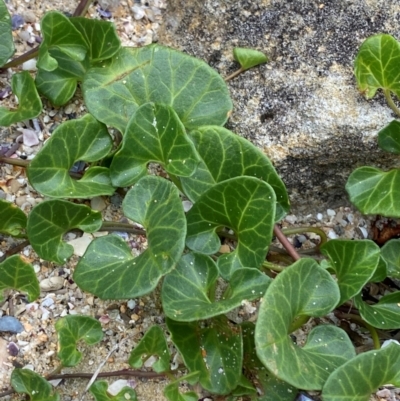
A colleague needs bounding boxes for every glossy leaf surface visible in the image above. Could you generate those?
[74,176,186,299]
[255,258,355,390]
[111,103,199,187]
[381,238,400,278]
[83,45,232,133]
[233,47,268,70]
[162,252,271,321]
[164,373,199,401]
[90,381,138,401]
[0,199,27,237]
[27,200,102,264]
[186,177,275,279]
[27,114,114,198]
[378,120,400,154]
[0,0,14,67]
[55,315,103,367]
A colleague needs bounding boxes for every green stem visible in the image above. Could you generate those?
[262,260,285,272]
[281,227,328,247]
[0,156,29,168]
[100,221,146,235]
[288,315,310,334]
[384,89,400,117]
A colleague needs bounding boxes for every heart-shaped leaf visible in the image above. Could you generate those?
[55,315,103,367]
[0,255,40,302]
[90,381,138,401]
[255,258,355,390]
[74,176,186,299]
[27,114,114,198]
[0,199,27,237]
[27,200,102,264]
[233,47,268,70]
[180,126,289,221]
[320,240,380,305]
[128,325,170,372]
[186,176,276,280]
[164,372,199,401]
[378,120,400,154]
[322,342,400,401]
[162,252,271,321]
[11,368,60,401]
[111,102,200,187]
[381,238,400,278]
[369,256,388,283]
[0,72,42,126]
[83,45,233,133]
[354,34,400,99]
[166,316,242,395]
[0,0,14,67]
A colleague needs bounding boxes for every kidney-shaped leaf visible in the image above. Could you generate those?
[74,176,186,299]
[233,47,268,71]
[378,120,400,154]
[0,199,27,237]
[322,342,400,401]
[0,72,42,126]
[162,252,271,321]
[186,177,275,280]
[83,45,233,133]
[255,258,355,390]
[0,255,39,302]
[111,102,200,187]
[27,200,102,264]
[381,238,400,278]
[90,381,138,401]
[27,114,114,198]
[0,0,14,67]
[354,34,400,99]
[181,126,289,221]
[320,240,380,305]
[55,315,103,367]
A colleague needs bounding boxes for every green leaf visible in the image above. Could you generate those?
[0,0,14,67]
[381,238,400,278]
[181,126,289,221]
[83,45,233,133]
[167,316,242,395]
[27,114,114,198]
[346,166,400,217]
[322,342,400,401]
[0,255,40,302]
[110,102,200,187]
[378,120,400,154]
[369,256,388,283]
[55,315,103,367]
[0,199,27,237]
[164,372,199,401]
[90,381,138,401]
[0,72,42,126]
[320,240,380,304]
[354,34,400,99]
[11,368,60,401]
[128,326,170,373]
[27,200,102,264]
[186,176,276,280]
[255,258,355,390]
[233,47,268,70]
[74,176,186,299]
[162,252,271,321]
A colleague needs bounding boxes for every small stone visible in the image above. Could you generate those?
[219,244,230,253]
[18,30,31,42]
[41,297,54,307]
[22,10,36,23]
[64,104,74,115]
[327,209,336,217]
[127,299,136,309]
[11,15,24,30]
[107,380,129,396]
[0,316,24,333]
[285,214,297,224]
[7,341,19,356]
[15,195,27,207]
[132,4,145,19]
[8,179,21,192]
[316,213,323,220]
[91,196,107,211]
[22,129,39,146]
[40,277,64,291]
[68,233,93,257]
[22,59,37,71]
[182,200,192,212]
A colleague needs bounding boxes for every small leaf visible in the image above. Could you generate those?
[0,0,14,67]
[27,200,102,264]
[322,342,400,401]
[381,238,400,278]
[164,372,199,401]
[233,47,268,70]
[255,258,355,390]
[369,256,388,283]
[0,72,42,126]
[90,381,138,401]
[162,252,271,321]
[27,114,114,198]
[111,103,200,187]
[378,120,400,154]
[74,176,186,299]
[128,326,170,372]
[11,368,60,401]
[186,176,276,280]
[320,240,380,304]
[0,199,27,237]
[0,255,40,302]
[55,315,103,367]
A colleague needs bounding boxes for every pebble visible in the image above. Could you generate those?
[327,209,336,217]
[18,30,31,42]
[68,233,93,257]
[7,342,19,356]
[182,200,192,212]
[0,316,24,333]
[8,179,21,192]
[40,277,64,292]
[22,129,39,146]
[11,15,24,30]
[22,10,36,23]
[127,299,136,309]
[22,59,37,71]
[285,214,297,224]
[91,196,107,211]
[107,380,130,396]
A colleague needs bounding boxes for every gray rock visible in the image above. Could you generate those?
[0,316,24,333]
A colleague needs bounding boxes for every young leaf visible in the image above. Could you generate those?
[0,199,27,237]
[55,315,103,367]
[0,72,42,126]
[322,342,400,401]
[186,176,276,280]
[90,381,138,401]
[254,258,355,390]
[74,176,186,299]
[164,372,200,401]
[83,45,233,133]
[128,325,170,372]
[0,255,40,302]
[381,238,400,278]
[233,47,268,70]
[27,114,114,198]
[0,0,14,67]
[181,126,289,221]
[320,240,380,305]
[166,315,242,395]
[11,368,60,401]
[378,120,400,154]
[354,34,400,99]
[27,200,102,264]
[110,102,200,187]
[162,252,271,321]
